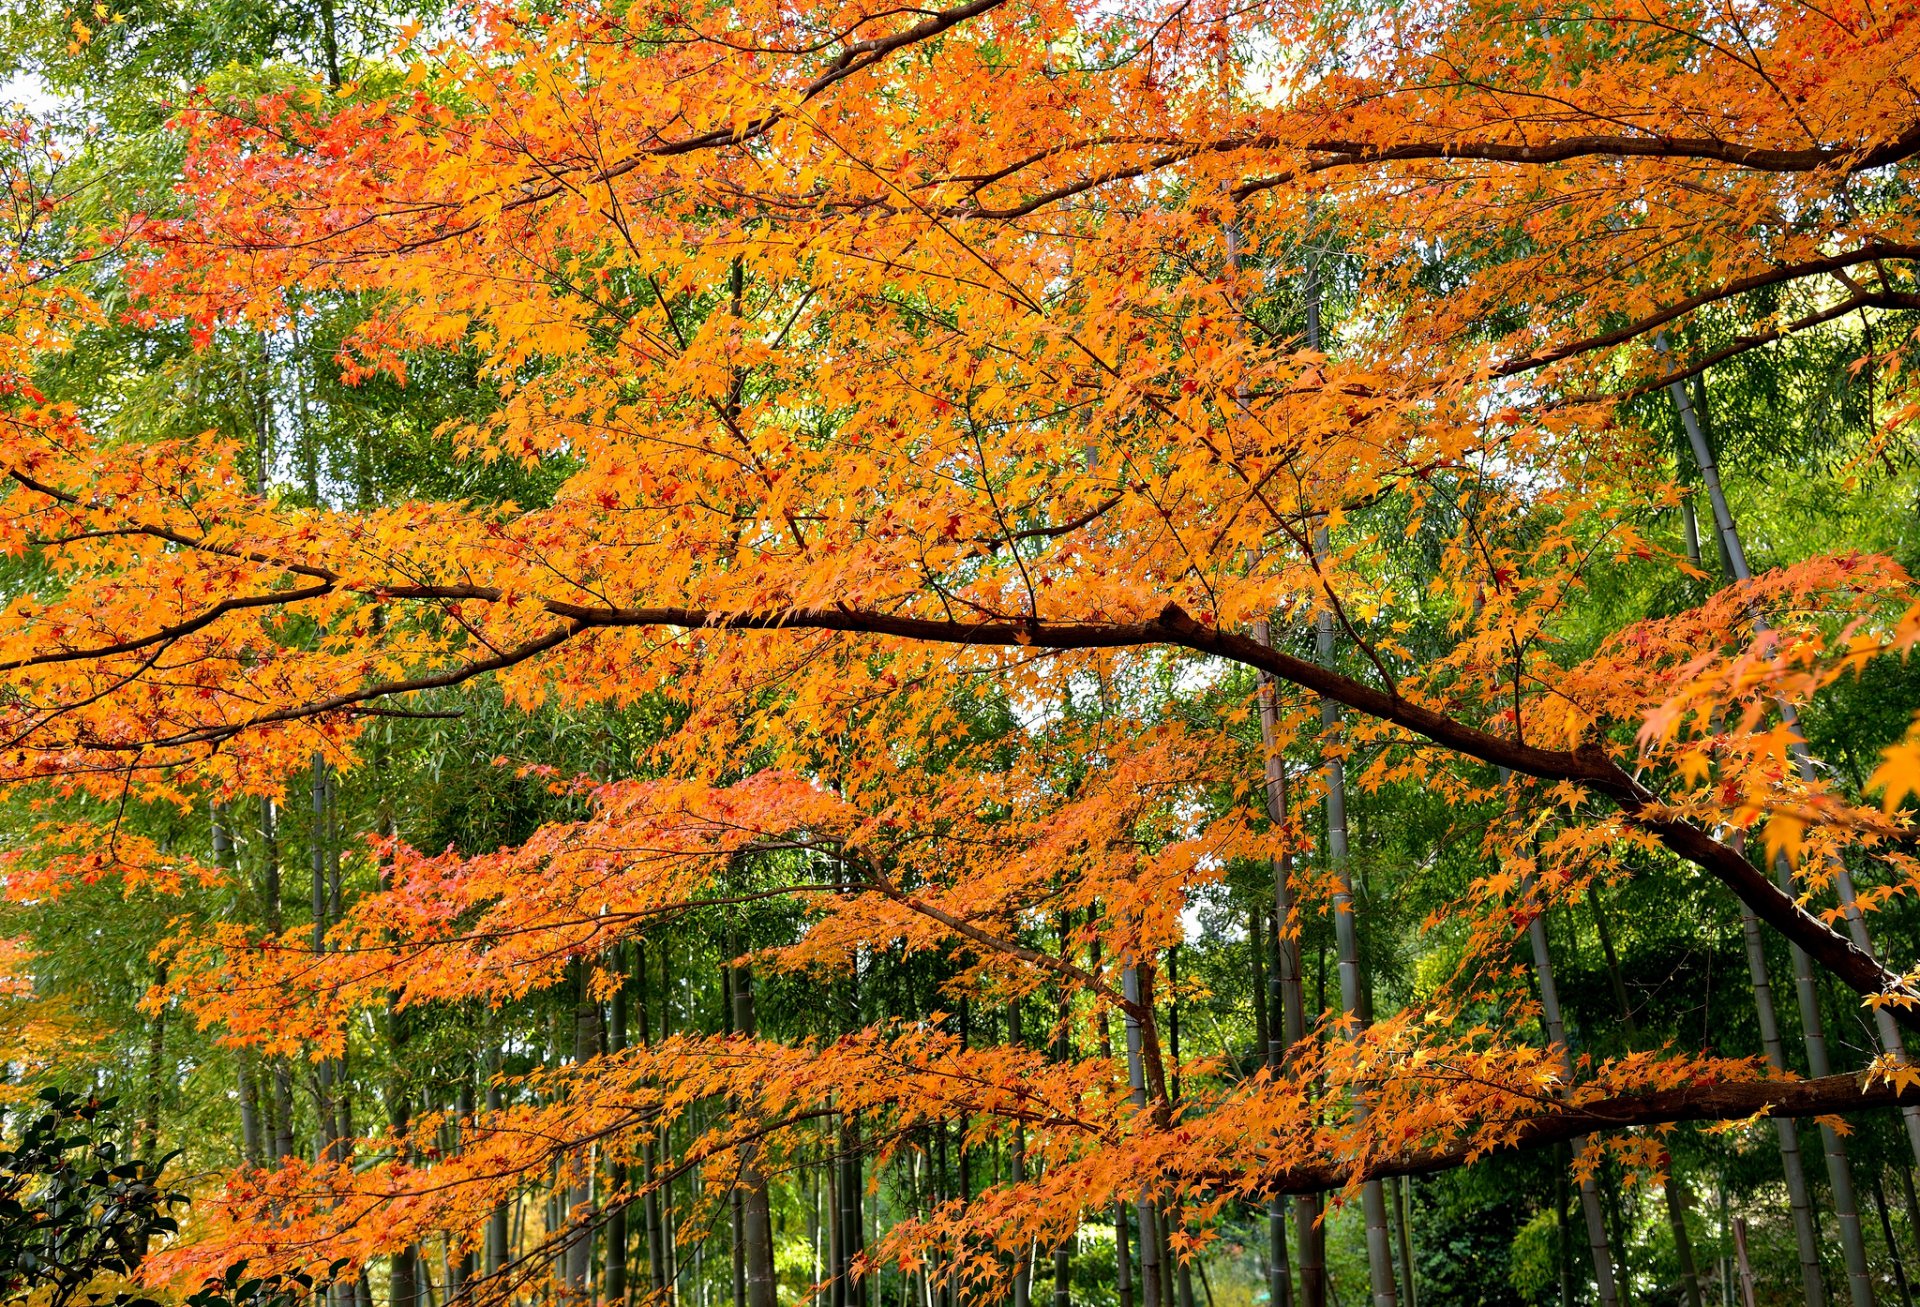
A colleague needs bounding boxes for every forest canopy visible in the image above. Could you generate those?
[0,1,1918,1306]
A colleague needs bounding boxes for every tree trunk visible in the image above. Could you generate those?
[1315,594,1396,1307]
[311,756,338,1165]
[1010,999,1032,1307]
[259,797,296,1164]
[1588,888,1703,1307]
[1166,956,1195,1307]
[1775,859,1877,1307]
[1390,1178,1415,1307]
[1901,1162,1920,1272]
[1732,882,1829,1307]
[1732,1220,1758,1307]
[840,1125,863,1307]
[1525,905,1621,1307]
[386,901,418,1306]
[237,1050,264,1166]
[1249,904,1271,1074]
[1122,967,1163,1307]
[1672,374,1900,1307]
[1680,495,1703,571]
[1291,229,1334,1307]
[637,944,669,1299]
[931,1126,950,1307]
[1098,984,1135,1307]
[1555,1150,1572,1307]
[830,1131,847,1307]
[565,961,598,1293]
[733,953,776,1307]
[1252,621,1315,1307]
[1662,1177,1704,1307]
[605,948,630,1307]
[139,956,168,1158]
[1054,917,1077,1307]
[453,1070,477,1302]
[1598,1163,1633,1307]
[485,1041,510,1278]
[1871,1169,1915,1307]
[214,803,264,1166]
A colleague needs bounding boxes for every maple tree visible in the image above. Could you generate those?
[1,0,1919,1303]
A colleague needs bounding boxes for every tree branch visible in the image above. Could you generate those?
[1259,1071,1920,1196]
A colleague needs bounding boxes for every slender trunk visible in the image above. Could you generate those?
[1901,1161,1920,1269]
[831,1126,850,1307]
[1872,1169,1916,1307]
[382,812,419,1307]
[1728,1174,1743,1305]
[1598,1165,1633,1307]
[1314,593,1395,1307]
[486,1042,511,1278]
[1098,989,1135,1307]
[214,803,263,1166]
[1732,1220,1758,1307]
[841,959,866,1307]
[1054,919,1076,1307]
[932,1127,950,1307]
[1158,1201,1175,1307]
[326,768,345,1155]
[1291,224,1332,1307]
[237,1051,264,1166]
[312,756,338,1164]
[140,957,168,1157]
[639,946,668,1300]
[1663,1178,1704,1307]
[1734,886,1828,1307]
[565,962,598,1292]
[1122,967,1163,1307]
[272,1061,294,1163]
[454,1072,477,1302]
[260,797,296,1164]
[1589,888,1703,1307]
[250,332,273,494]
[1011,1001,1031,1307]
[318,0,341,88]
[1556,1146,1573,1307]
[1253,623,1314,1307]
[1249,905,1271,1074]
[1680,496,1703,571]
[733,953,776,1307]
[647,1128,668,1298]
[726,959,745,1307]
[605,949,630,1307]
[1670,352,1920,1186]
[1525,902,1620,1307]
[813,1150,825,1295]
[1776,856,1876,1307]
[1159,972,1191,1307]
[1053,1227,1073,1307]
[1390,1179,1415,1307]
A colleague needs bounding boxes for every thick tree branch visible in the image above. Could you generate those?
[1261,1071,1920,1196]
[0,549,1904,1027]
[953,123,1920,221]
[1489,242,1920,379]
[1233,122,1920,199]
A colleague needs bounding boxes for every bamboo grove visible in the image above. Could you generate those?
[1,0,1920,1304]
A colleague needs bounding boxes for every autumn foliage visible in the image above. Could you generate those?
[1,0,1919,1301]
